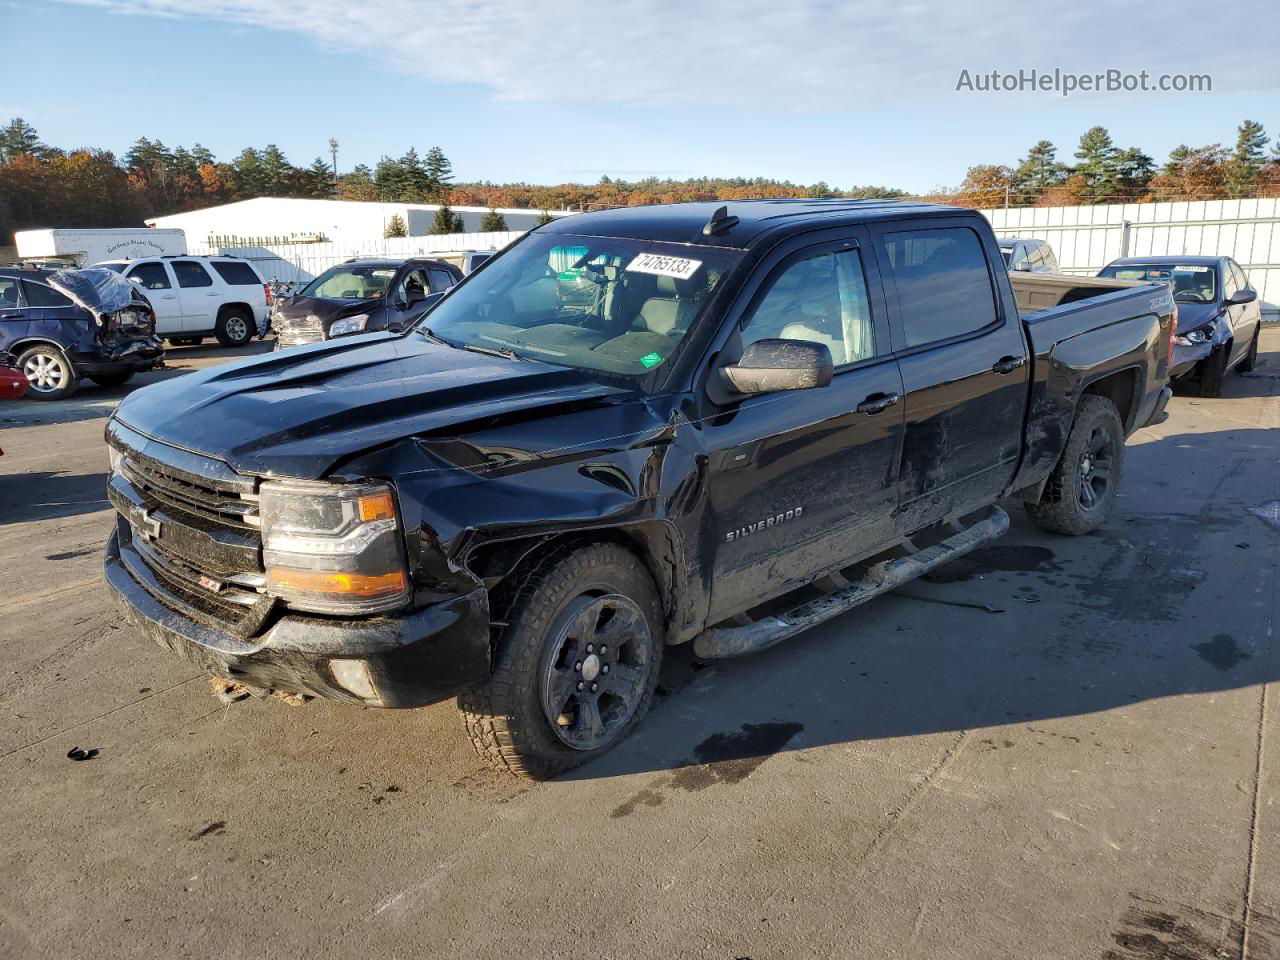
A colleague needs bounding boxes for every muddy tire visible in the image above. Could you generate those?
[1237,327,1260,373]
[458,542,664,780]
[87,370,134,388]
[17,344,78,401]
[215,308,253,348]
[1025,395,1125,536]
[1199,344,1228,398]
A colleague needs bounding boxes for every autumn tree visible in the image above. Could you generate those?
[384,213,408,238]
[956,164,1013,208]
[338,164,379,201]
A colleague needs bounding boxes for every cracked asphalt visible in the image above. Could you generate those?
[2,331,1278,959]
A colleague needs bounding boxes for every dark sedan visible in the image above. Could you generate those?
[1098,255,1263,397]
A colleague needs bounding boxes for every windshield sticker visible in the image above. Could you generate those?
[639,352,663,368]
[371,269,396,277]
[1175,265,1210,272]
[626,253,703,280]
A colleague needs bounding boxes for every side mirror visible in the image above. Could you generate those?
[1226,288,1257,305]
[1012,260,1033,272]
[721,339,833,395]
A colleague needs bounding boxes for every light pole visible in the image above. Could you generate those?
[328,138,339,192]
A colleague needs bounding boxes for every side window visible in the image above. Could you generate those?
[0,277,21,309]
[21,280,72,308]
[210,261,262,285]
[395,269,429,302]
[740,247,876,367]
[881,227,998,348]
[1040,244,1059,271]
[1230,261,1249,291]
[428,269,454,293]
[127,262,172,290]
[172,260,213,288]
[1222,263,1239,299]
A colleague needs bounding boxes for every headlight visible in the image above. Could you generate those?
[1174,326,1212,346]
[258,480,409,614]
[328,314,370,338]
[108,444,124,474]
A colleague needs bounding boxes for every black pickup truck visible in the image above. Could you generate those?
[103,200,1173,778]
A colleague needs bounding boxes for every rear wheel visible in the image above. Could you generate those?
[459,542,664,780]
[215,309,253,347]
[17,345,78,401]
[1199,344,1228,397]
[1237,327,1260,373]
[1025,395,1124,536]
[87,370,134,388]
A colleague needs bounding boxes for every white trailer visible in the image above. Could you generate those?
[14,228,187,267]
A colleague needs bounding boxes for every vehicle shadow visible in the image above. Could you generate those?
[1170,333,1279,399]
[558,423,1279,790]
[0,470,110,525]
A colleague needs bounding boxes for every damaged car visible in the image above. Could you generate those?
[0,265,163,400]
[1099,256,1262,397]
[104,200,1174,779]
[271,257,462,348]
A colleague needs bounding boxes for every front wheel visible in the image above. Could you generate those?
[1199,344,1228,397]
[1025,395,1125,536]
[215,309,253,347]
[17,344,78,401]
[459,543,664,780]
[1237,327,1260,373]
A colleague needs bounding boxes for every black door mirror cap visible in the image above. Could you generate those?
[721,338,834,395]
[1226,288,1257,306]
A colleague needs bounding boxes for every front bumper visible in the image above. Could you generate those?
[104,529,490,708]
[1170,339,1214,379]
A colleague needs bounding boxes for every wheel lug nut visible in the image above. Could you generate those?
[599,645,607,654]
[591,683,599,693]
[577,681,584,690]
[602,664,610,674]
[586,643,594,653]
[574,661,582,671]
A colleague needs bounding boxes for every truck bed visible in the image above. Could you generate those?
[1010,272,1148,315]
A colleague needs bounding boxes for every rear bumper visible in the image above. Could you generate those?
[104,529,490,708]
[73,336,164,375]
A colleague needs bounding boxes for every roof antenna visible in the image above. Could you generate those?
[702,205,739,237]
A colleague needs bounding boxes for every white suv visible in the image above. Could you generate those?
[97,256,269,347]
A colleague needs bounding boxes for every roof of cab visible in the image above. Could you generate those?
[539,198,970,247]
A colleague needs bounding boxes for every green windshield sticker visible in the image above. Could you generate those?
[639,352,663,368]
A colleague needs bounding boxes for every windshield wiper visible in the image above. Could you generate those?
[416,326,450,345]
[457,341,526,362]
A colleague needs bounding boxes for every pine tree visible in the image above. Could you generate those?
[398,148,431,200]
[1226,120,1268,198]
[260,144,292,194]
[0,118,45,162]
[384,213,408,238]
[479,208,507,231]
[339,164,379,201]
[1164,144,1193,175]
[1114,147,1155,195]
[430,204,465,234]
[1012,140,1068,201]
[307,157,334,197]
[424,146,453,196]
[233,147,266,196]
[373,155,406,201]
[1074,126,1119,201]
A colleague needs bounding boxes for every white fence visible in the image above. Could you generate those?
[187,230,526,285]
[981,199,1280,322]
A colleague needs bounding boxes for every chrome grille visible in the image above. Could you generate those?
[274,314,324,346]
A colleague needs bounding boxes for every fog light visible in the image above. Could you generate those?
[329,659,378,701]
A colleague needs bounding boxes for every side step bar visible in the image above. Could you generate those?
[692,506,1010,660]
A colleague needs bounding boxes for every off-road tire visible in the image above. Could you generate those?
[87,371,134,388]
[1025,395,1125,536]
[215,308,253,348]
[17,344,78,401]
[458,542,665,780]
[1199,344,1228,398]
[1237,327,1260,373]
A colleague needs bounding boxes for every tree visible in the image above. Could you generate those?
[536,210,554,226]
[1114,147,1155,196]
[339,164,379,201]
[0,118,47,163]
[430,204,465,234]
[479,208,507,231]
[424,146,453,196]
[1012,140,1068,202]
[384,213,408,238]
[956,164,1013,208]
[1074,126,1119,201]
[232,147,265,197]
[260,144,292,194]
[1226,120,1268,198]
[1146,144,1229,202]
[1164,144,1193,175]
[306,157,334,198]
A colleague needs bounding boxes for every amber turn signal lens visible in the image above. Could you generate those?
[266,567,406,598]
[356,490,396,523]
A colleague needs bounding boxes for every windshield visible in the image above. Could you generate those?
[99,263,127,274]
[1100,263,1218,303]
[412,233,742,377]
[301,263,398,299]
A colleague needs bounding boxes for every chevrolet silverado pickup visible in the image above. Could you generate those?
[102,200,1174,778]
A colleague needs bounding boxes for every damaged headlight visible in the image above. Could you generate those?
[259,480,409,614]
[328,314,370,338]
[1174,326,1212,346]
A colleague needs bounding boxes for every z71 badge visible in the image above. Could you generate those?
[725,507,803,543]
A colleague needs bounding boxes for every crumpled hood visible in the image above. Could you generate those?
[275,294,376,333]
[1173,301,1222,333]
[113,333,632,479]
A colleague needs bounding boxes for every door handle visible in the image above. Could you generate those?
[0,311,21,319]
[160,294,177,300]
[207,292,221,297]
[992,355,1026,375]
[856,392,901,415]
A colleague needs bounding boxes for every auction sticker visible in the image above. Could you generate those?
[1175,265,1210,272]
[627,252,703,280]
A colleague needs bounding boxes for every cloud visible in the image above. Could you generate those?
[67,0,1280,108]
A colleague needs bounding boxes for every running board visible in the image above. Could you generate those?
[692,506,1010,660]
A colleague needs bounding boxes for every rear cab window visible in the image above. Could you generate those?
[211,261,262,285]
[880,226,999,348]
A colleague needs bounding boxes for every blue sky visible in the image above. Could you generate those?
[7,0,1280,193]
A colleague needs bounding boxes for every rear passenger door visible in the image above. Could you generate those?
[170,260,219,332]
[871,220,1030,533]
[703,229,906,621]
[125,261,181,335]
[0,276,30,351]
